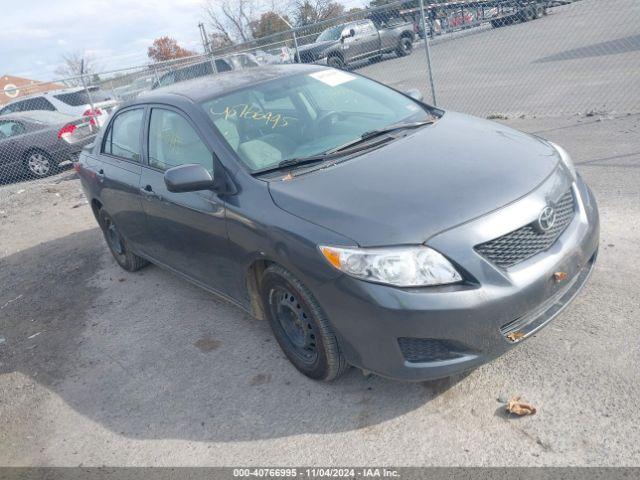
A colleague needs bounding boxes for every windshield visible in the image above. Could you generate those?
[201,69,432,172]
[316,25,344,42]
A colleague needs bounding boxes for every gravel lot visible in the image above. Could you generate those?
[1,0,639,468]
[360,0,640,117]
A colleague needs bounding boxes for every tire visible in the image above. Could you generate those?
[327,55,345,69]
[520,8,535,22]
[261,265,348,381]
[396,36,413,57]
[98,209,149,272]
[24,150,56,178]
[535,5,544,18]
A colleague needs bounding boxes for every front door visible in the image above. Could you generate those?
[139,106,234,297]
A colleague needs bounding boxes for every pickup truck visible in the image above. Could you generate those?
[296,18,415,69]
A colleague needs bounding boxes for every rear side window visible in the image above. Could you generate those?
[55,89,112,106]
[148,108,212,172]
[102,109,144,162]
[1,97,55,114]
[0,121,26,139]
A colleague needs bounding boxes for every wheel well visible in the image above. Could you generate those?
[246,259,274,320]
[90,199,103,222]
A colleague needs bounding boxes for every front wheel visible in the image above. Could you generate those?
[396,37,413,57]
[327,55,345,69]
[98,209,149,272]
[261,265,348,381]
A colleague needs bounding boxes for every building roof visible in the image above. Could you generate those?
[0,75,64,106]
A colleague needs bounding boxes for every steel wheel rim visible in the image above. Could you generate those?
[269,287,318,364]
[105,219,124,255]
[28,153,51,176]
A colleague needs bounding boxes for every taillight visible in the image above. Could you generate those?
[58,123,77,140]
[83,108,103,126]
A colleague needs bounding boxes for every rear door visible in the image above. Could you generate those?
[139,105,234,296]
[95,107,147,247]
[358,20,381,56]
[0,120,26,176]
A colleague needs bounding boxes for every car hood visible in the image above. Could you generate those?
[268,112,560,246]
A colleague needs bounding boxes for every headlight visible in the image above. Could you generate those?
[319,245,462,287]
[549,141,577,181]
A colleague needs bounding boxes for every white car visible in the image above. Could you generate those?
[0,86,118,128]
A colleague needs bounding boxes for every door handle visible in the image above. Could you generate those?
[140,185,161,201]
[96,169,105,182]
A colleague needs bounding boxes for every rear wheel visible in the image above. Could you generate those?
[98,209,148,272]
[261,265,348,381]
[396,37,413,57]
[24,150,56,178]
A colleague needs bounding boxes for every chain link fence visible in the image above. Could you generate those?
[0,0,638,190]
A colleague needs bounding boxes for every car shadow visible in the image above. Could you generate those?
[0,229,469,442]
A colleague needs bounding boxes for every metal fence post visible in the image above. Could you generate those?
[292,29,301,63]
[419,0,437,106]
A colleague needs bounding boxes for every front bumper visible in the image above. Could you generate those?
[313,173,599,381]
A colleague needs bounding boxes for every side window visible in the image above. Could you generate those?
[360,21,376,35]
[1,100,26,114]
[148,108,212,172]
[0,121,26,139]
[102,109,144,161]
[22,97,56,112]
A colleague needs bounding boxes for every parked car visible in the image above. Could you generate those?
[0,86,118,128]
[77,65,599,382]
[152,54,260,89]
[0,111,96,180]
[114,76,154,102]
[296,18,415,69]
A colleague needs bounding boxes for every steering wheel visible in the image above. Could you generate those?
[315,110,342,131]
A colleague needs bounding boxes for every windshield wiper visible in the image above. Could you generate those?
[252,154,331,175]
[327,119,434,155]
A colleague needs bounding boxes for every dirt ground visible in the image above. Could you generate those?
[0,114,639,466]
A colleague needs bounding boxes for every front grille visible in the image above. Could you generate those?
[398,337,467,363]
[475,189,576,269]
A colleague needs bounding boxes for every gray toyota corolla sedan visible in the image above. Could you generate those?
[76,64,599,382]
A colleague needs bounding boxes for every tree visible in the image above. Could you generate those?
[147,37,196,63]
[291,0,345,26]
[204,0,256,44]
[54,52,96,81]
[250,11,291,39]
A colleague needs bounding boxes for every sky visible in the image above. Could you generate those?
[1,0,370,82]
[0,0,207,81]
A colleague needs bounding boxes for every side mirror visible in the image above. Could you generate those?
[405,88,424,102]
[164,164,215,193]
[342,29,355,41]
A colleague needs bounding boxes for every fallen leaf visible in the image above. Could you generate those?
[506,396,537,416]
[282,173,293,181]
[506,331,525,342]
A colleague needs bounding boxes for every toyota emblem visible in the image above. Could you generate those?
[537,206,556,232]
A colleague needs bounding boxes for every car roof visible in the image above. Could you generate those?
[140,64,326,103]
